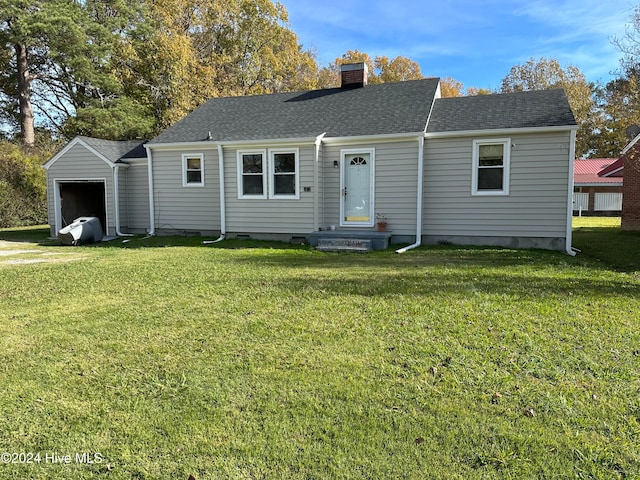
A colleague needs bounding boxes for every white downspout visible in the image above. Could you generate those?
[565,129,577,256]
[203,144,226,244]
[313,132,326,232]
[396,134,425,253]
[213,143,226,242]
[145,146,155,236]
[113,164,134,237]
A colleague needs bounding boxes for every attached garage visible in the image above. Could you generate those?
[44,137,148,239]
[57,180,107,235]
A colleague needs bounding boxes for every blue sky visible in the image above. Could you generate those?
[283,0,636,90]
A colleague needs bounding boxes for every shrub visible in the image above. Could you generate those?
[0,141,52,227]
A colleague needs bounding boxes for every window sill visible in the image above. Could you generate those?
[472,190,509,196]
[238,195,267,200]
[269,195,300,200]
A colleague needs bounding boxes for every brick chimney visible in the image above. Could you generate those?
[621,141,640,230]
[340,63,368,88]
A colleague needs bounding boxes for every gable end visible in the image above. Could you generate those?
[44,137,118,170]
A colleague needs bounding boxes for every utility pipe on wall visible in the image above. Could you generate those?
[313,132,326,232]
[565,129,578,256]
[113,164,134,237]
[145,146,155,236]
[396,134,425,253]
[211,143,226,243]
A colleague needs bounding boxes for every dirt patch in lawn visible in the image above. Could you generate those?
[0,241,86,267]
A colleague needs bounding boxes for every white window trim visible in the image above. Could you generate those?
[269,148,300,199]
[237,149,267,199]
[472,138,511,196]
[182,153,204,187]
[340,147,376,227]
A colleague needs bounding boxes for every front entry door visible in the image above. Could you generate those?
[341,149,374,226]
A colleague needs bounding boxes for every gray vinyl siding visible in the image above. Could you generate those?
[46,143,114,236]
[47,173,56,236]
[423,132,571,238]
[224,146,315,234]
[150,148,220,232]
[322,140,420,236]
[122,160,150,233]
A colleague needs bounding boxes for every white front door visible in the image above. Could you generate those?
[340,149,374,226]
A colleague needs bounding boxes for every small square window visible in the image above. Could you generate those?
[182,154,204,187]
[472,140,510,195]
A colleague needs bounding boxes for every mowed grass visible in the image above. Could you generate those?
[0,221,639,479]
[573,216,640,273]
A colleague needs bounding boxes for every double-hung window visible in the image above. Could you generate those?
[237,149,299,199]
[472,139,510,195]
[182,153,204,187]
[269,149,299,199]
[238,150,267,198]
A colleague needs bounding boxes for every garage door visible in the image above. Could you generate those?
[59,181,106,235]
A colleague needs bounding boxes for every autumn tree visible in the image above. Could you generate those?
[613,3,640,74]
[500,57,594,157]
[594,4,640,158]
[115,0,318,132]
[465,86,492,96]
[0,138,53,226]
[587,74,640,157]
[375,56,423,83]
[317,50,423,87]
[439,77,465,97]
[2,0,318,141]
[207,0,318,96]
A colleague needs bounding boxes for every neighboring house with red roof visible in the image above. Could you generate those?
[573,158,623,214]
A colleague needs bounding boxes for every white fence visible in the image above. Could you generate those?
[594,193,623,211]
[572,193,589,211]
[573,192,622,212]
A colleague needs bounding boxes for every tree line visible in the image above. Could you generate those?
[1,0,640,227]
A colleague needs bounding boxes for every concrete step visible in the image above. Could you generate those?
[316,238,372,252]
[309,230,391,251]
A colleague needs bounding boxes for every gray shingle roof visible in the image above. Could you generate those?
[427,89,576,133]
[148,78,441,144]
[79,136,146,162]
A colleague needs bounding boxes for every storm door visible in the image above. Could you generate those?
[340,149,374,226]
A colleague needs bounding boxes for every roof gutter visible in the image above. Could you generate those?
[113,164,134,237]
[145,146,155,236]
[147,137,319,150]
[565,129,577,256]
[396,134,425,254]
[425,125,577,139]
[574,182,623,187]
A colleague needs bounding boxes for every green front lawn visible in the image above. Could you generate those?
[0,220,638,479]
